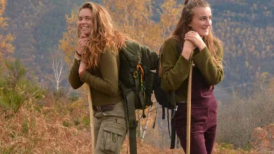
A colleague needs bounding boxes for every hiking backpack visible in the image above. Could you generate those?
[119,40,182,153]
[153,41,183,149]
[119,41,158,154]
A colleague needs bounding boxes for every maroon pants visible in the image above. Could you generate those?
[174,98,217,154]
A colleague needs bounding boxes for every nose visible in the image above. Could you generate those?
[206,19,212,26]
[80,19,86,24]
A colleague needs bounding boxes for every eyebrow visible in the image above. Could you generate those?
[199,15,212,18]
[78,15,92,18]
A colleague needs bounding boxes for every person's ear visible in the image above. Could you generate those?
[188,25,192,30]
[188,22,192,29]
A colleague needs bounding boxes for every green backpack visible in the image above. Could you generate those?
[119,41,158,154]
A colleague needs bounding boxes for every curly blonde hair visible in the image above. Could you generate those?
[78,2,127,69]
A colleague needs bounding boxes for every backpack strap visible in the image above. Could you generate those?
[170,91,177,149]
[170,109,176,149]
[170,41,183,149]
[119,82,138,154]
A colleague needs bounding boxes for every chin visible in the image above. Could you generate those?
[81,29,90,34]
[199,32,209,37]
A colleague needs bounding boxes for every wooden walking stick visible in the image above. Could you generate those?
[185,1,192,153]
[186,56,193,154]
[87,85,96,154]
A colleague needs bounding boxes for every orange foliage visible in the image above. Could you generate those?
[0,0,14,61]
[0,0,7,28]
[59,10,78,64]
[251,124,274,152]
[104,0,182,52]
[0,99,93,153]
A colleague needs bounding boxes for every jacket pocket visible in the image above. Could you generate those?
[99,123,126,153]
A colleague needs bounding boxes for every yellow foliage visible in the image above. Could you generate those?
[104,0,157,47]
[0,0,7,28]
[59,11,78,64]
[0,0,14,61]
[160,0,182,35]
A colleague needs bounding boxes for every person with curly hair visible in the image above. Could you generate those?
[68,2,128,154]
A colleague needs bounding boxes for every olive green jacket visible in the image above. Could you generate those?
[161,38,224,102]
[68,49,122,106]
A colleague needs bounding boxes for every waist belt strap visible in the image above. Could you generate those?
[119,82,138,154]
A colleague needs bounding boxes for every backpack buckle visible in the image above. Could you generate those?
[174,105,178,111]
[96,106,102,111]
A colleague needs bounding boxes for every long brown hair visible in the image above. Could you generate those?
[78,2,127,69]
[172,0,223,69]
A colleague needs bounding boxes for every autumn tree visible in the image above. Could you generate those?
[0,0,14,61]
[104,0,158,48]
[59,9,78,64]
[158,0,182,39]
[104,0,181,51]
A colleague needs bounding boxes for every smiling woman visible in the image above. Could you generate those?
[160,0,224,153]
[68,2,128,154]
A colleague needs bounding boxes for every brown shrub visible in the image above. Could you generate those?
[216,88,274,149]
[251,124,274,152]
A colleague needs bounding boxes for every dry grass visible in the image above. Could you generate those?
[213,144,258,154]
[121,139,184,154]
[0,95,92,154]
[0,93,266,154]
[0,99,184,154]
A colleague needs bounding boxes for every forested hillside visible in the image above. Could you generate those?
[3,0,274,94]
[3,0,100,87]
[209,0,274,93]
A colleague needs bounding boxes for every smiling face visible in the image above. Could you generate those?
[188,6,212,37]
[77,8,92,37]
